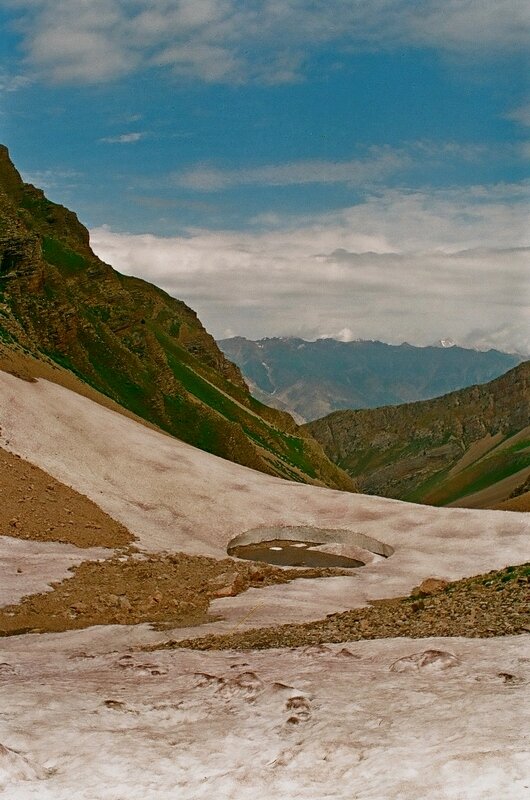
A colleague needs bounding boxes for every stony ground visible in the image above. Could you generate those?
[0,441,354,637]
[0,550,350,636]
[164,563,530,650]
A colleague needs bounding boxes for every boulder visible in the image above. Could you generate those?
[413,577,449,596]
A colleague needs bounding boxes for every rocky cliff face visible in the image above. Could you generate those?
[0,145,355,492]
[306,363,530,507]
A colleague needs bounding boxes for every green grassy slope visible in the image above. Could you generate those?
[306,363,530,508]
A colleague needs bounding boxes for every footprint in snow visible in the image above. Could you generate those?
[390,649,460,673]
[217,670,265,700]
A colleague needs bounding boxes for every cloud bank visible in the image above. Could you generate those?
[6,0,529,85]
[90,182,530,354]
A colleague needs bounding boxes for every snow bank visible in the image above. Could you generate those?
[0,536,109,606]
[0,372,527,630]
[0,631,528,799]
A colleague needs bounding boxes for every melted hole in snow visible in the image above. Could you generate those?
[228,525,393,568]
[229,539,365,568]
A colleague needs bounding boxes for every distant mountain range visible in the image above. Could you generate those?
[218,336,524,422]
[306,362,530,510]
[0,145,355,493]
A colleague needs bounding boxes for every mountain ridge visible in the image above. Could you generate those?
[0,145,355,492]
[218,335,524,422]
[305,361,530,509]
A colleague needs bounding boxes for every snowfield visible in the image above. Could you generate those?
[0,631,529,800]
[0,536,110,606]
[0,370,529,799]
[0,371,527,632]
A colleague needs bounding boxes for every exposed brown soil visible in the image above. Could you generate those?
[497,476,530,511]
[164,563,530,651]
[0,445,133,548]
[497,491,530,512]
[0,551,349,636]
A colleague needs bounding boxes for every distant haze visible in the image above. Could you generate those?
[217,337,524,421]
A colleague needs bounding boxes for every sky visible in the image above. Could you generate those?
[1,0,529,353]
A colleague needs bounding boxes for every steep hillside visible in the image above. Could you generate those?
[218,336,523,421]
[306,363,530,509]
[0,146,354,491]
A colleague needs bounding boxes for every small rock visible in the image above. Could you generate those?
[106,594,119,607]
[211,571,245,597]
[497,672,524,685]
[249,566,267,582]
[413,577,449,596]
[119,596,132,611]
[214,585,236,598]
[70,601,89,614]
[208,571,238,588]
[104,699,126,710]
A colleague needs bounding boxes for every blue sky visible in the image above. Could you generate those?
[1,1,529,351]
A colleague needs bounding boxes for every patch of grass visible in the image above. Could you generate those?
[426,452,530,505]
[42,236,88,275]
[0,325,14,343]
[403,467,451,503]
[506,440,530,453]
[160,335,318,477]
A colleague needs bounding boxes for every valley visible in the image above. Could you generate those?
[0,149,528,800]
[0,146,354,493]
[218,335,524,422]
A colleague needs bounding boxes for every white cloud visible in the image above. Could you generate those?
[89,182,530,354]
[20,0,138,83]
[0,71,32,92]
[461,323,530,355]
[99,132,145,144]
[505,104,530,127]
[171,142,494,191]
[6,0,529,85]
[20,167,82,190]
[405,0,530,52]
[174,148,409,191]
